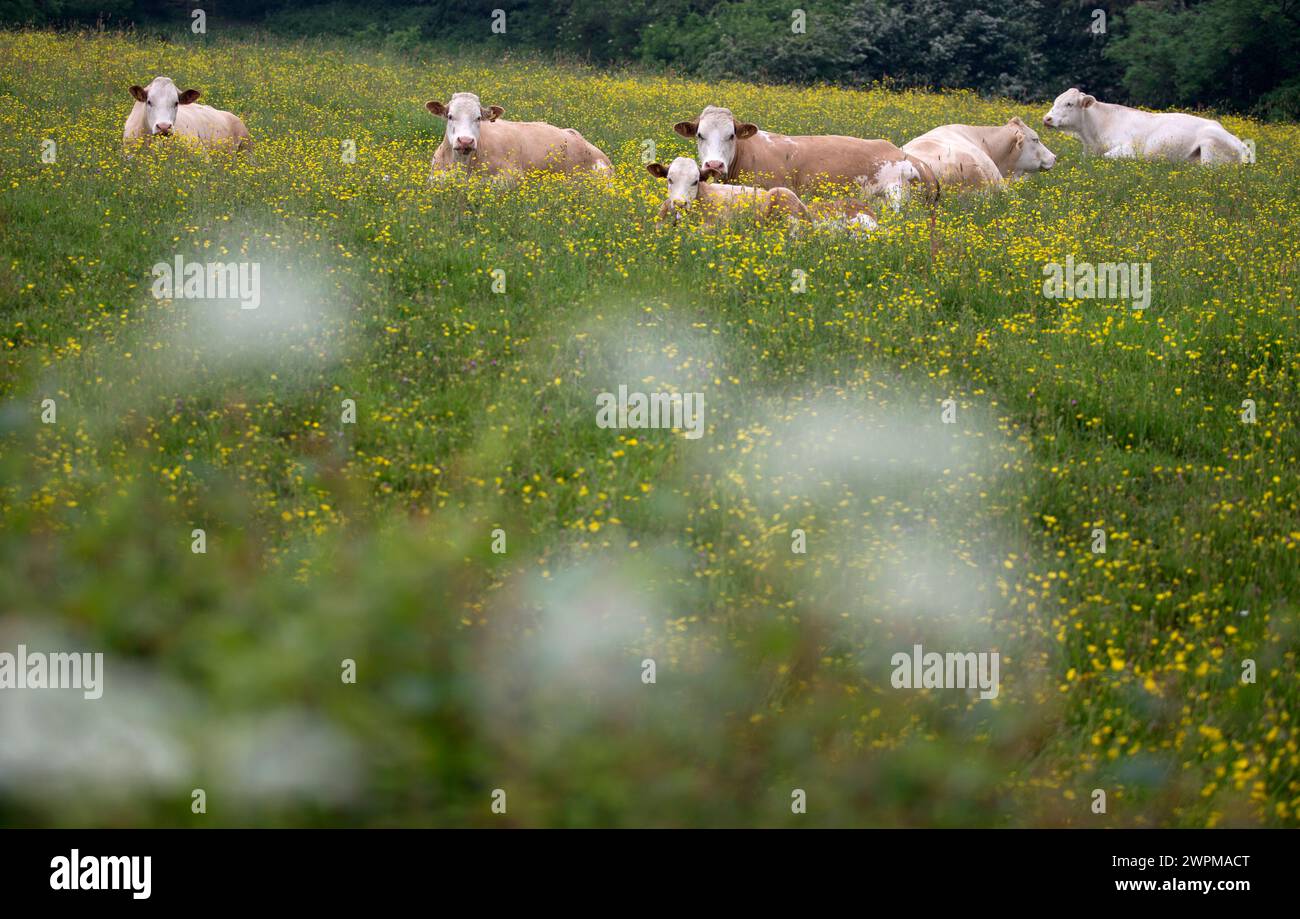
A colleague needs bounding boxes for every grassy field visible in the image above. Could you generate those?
[1,28,1298,828]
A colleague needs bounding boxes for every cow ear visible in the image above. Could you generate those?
[646,163,668,179]
[482,105,504,122]
[178,89,201,105]
[1013,131,1025,149]
[425,100,448,118]
[1081,94,1096,108]
[130,85,148,103]
[673,120,699,138]
[1009,116,1026,127]
[735,122,758,139]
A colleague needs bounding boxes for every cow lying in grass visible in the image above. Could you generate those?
[426,91,612,181]
[123,76,250,151]
[673,105,937,211]
[1042,88,1250,164]
[903,118,1056,190]
[647,158,878,230]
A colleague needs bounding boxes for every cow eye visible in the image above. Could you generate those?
[728,133,735,141]
[692,179,698,185]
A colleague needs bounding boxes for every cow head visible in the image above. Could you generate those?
[129,77,201,136]
[1042,88,1095,132]
[647,156,723,209]
[1007,117,1057,174]
[673,106,757,179]
[426,92,504,158]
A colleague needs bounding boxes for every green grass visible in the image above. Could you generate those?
[0,27,1297,827]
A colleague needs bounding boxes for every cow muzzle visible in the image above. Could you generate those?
[1042,115,1054,127]
[454,138,476,154]
[702,160,726,176]
[153,123,173,136]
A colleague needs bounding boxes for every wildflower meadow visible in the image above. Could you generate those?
[1,27,1298,830]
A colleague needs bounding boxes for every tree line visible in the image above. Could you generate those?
[4,0,1297,120]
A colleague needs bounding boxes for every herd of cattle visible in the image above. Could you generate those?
[124,76,1253,228]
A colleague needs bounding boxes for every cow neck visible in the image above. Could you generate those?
[975,127,1020,176]
[729,137,755,184]
[1078,103,1119,153]
[124,101,148,137]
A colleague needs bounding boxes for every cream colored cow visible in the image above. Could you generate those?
[648,157,878,230]
[427,92,611,180]
[903,118,1056,189]
[123,77,249,150]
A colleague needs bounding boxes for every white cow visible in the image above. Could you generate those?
[1042,88,1248,164]
[123,76,249,150]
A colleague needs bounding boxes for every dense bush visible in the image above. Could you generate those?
[1107,0,1300,121]
[0,0,132,25]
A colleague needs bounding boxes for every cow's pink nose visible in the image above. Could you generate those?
[454,137,476,151]
[703,160,725,173]
[1042,116,1053,126]
[155,123,172,134]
